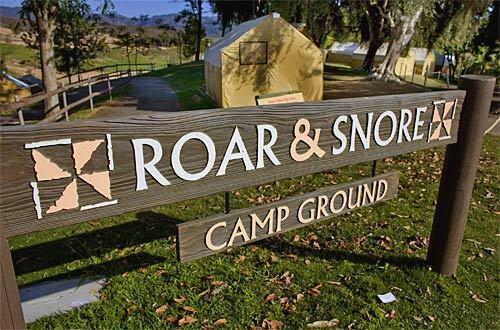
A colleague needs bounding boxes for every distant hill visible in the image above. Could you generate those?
[0,6,221,37]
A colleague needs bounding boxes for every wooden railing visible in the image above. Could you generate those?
[4,62,160,125]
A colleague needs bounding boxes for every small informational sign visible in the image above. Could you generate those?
[177,172,400,262]
[256,91,304,105]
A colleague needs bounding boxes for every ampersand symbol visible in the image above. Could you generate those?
[290,118,326,162]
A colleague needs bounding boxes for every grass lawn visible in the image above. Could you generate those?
[150,61,217,110]
[9,62,499,329]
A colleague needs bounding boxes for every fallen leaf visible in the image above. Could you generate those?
[326,281,341,285]
[174,296,186,304]
[155,304,168,315]
[296,293,304,302]
[308,284,322,296]
[307,319,340,328]
[164,316,178,323]
[211,281,225,286]
[413,316,423,321]
[265,293,278,301]
[262,319,282,329]
[214,318,228,327]
[211,283,228,295]
[183,306,198,313]
[471,293,488,303]
[385,310,396,319]
[178,316,197,326]
[428,315,436,322]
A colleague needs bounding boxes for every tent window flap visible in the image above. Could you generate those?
[239,41,268,65]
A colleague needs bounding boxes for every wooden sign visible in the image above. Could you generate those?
[0,90,464,238]
[177,171,400,262]
[256,91,304,105]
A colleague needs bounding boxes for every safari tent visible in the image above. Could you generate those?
[326,42,359,66]
[204,13,324,108]
[412,47,436,76]
[351,43,415,76]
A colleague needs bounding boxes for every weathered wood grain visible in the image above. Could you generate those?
[0,238,25,329]
[1,91,464,237]
[177,171,400,262]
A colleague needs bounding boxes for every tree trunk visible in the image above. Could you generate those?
[195,0,202,61]
[372,7,423,81]
[35,5,60,115]
[360,0,388,72]
[363,39,383,72]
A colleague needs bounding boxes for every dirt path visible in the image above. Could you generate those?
[91,77,180,119]
[323,79,428,100]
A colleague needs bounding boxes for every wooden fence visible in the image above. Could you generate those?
[3,62,159,125]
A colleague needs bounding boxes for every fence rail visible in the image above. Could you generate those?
[3,62,159,125]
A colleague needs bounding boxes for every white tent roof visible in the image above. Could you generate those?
[329,42,358,55]
[205,14,275,68]
[412,47,429,63]
[352,43,390,56]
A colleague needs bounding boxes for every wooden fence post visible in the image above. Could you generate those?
[424,70,428,87]
[427,75,496,276]
[88,79,94,111]
[412,65,416,84]
[1,238,25,329]
[17,110,25,125]
[107,75,113,101]
[446,71,450,90]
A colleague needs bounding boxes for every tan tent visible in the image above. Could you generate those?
[204,13,324,108]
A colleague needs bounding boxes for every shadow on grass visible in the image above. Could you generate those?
[257,239,426,269]
[18,252,167,289]
[12,211,182,277]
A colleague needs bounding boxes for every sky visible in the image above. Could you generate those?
[1,0,214,17]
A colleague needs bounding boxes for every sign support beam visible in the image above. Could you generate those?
[427,75,496,276]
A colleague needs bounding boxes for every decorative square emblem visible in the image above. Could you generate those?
[428,100,457,142]
[25,134,116,219]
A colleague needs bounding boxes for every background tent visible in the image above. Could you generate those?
[351,43,415,76]
[204,13,324,108]
[326,42,359,66]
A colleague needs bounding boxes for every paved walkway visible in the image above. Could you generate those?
[91,77,180,119]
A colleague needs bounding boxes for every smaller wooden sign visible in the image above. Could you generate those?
[177,171,400,262]
[256,91,304,105]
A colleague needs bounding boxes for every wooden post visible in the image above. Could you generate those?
[225,191,231,214]
[427,75,496,276]
[62,90,68,109]
[412,65,415,84]
[424,70,428,87]
[1,238,25,329]
[17,110,25,125]
[446,71,450,90]
[88,79,94,111]
[107,75,112,101]
[150,62,154,71]
[115,63,119,74]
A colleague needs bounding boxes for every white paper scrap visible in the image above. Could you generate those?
[377,292,397,303]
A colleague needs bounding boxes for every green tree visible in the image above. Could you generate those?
[17,0,112,115]
[411,0,492,79]
[54,0,107,83]
[177,0,204,61]
[18,0,60,113]
[371,0,425,81]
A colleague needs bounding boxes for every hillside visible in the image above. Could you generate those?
[0,6,221,37]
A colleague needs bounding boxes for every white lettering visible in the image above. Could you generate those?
[374,111,397,146]
[217,127,255,176]
[350,113,373,151]
[171,132,216,181]
[256,124,281,169]
[413,107,427,141]
[132,138,170,191]
[332,115,348,155]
